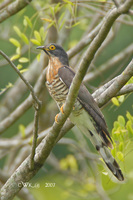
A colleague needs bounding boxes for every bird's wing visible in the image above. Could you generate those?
[58,66,112,146]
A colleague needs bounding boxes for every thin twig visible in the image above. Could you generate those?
[112,0,120,8]
[1,1,133,199]
[29,109,40,170]
[0,50,41,170]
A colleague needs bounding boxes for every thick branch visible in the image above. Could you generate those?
[0,0,32,23]
[96,59,133,107]
[1,1,133,199]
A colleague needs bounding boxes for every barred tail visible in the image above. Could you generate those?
[70,111,124,181]
[85,129,124,181]
[96,144,124,181]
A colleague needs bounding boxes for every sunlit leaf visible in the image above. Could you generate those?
[118,95,125,103]
[126,120,133,136]
[9,38,21,47]
[34,30,41,43]
[59,19,66,30]
[41,18,53,23]
[47,21,55,29]
[67,155,78,173]
[20,33,29,44]
[13,26,21,37]
[111,97,119,106]
[126,111,133,123]
[16,47,21,55]
[10,54,20,61]
[71,21,80,27]
[118,115,125,127]
[19,124,26,138]
[58,12,65,24]
[36,53,41,61]
[24,16,32,28]
[17,64,23,70]
[117,151,124,161]
[19,57,29,63]
[39,27,47,41]
[63,0,74,6]
[54,2,61,13]
[20,69,28,73]
[60,158,68,170]
[49,6,55,17]
[30,39,41,45]
[119,142,124,151]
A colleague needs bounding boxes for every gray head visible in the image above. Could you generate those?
[36,43,69,66]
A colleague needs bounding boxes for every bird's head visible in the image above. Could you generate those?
[36,43,69,66]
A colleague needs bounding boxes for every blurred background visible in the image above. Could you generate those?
[0,0,133,200]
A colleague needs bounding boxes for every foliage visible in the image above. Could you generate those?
[0,0,133,200]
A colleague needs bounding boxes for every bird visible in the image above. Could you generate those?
[37,43,124,181]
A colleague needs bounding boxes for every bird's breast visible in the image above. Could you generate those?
[46,57,63,84]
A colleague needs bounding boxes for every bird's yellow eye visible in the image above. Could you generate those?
[49,45,56,50]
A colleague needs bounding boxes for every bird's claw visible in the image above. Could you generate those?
[60,104,64,114]
[55,114,59,124]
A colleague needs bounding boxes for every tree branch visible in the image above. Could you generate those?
[96,59,133,107]
[0,0,32,23]
[1,1,133,199]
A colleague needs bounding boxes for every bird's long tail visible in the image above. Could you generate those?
[96,141,124,181]
[87,129,124,181]
[70,110,124,181]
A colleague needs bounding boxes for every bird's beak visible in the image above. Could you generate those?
[36,46,44,50]
[36,46,50,55]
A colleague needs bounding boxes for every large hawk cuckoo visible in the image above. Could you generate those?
[37,43,124,181]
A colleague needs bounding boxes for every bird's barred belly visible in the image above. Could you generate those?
[46,74,83,113]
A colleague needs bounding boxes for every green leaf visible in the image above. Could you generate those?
[111,148,116,157]
[13,26,21,37]
[126,121,133,136]
[24,16,32,28]
[111,97,119,106]
[59,19,66,30]
[60,158,68,170]
[54,2,61,13]
[118,95,125,103]
[39,27,47,41]
[17,64,23,70]
[42,18,53,23]
[118,115,125,127]
[34,30,41,43]
[19,124,26,138]
[30,39,41,45]
[71,21,80,28]
[9,38,21,47]
[20,69,28,73]
[126,111,133,123]
[117,151,124,161]
[36,53,41,61]
[47,21,55,29]
[6,82,13,88]
[20,33,29,44]
[63,0,74,6]
[19,57,29,63]
[16,47,21,55]
[10,54,20,61]
[67,155,78,173]
[119,142,124,151]
[49,6,55,17]
[58,12,65,24]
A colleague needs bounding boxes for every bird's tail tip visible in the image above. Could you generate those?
[105,159,124,181]
[99,146,124,181]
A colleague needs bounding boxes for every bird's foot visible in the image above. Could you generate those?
[60,104,64,114]
[55,104,65,124]
[55,114,59,124]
